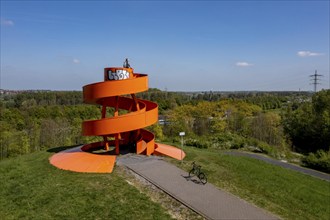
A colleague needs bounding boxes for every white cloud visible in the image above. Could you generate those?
[73,58,80,64]
[297,51,324,57]
[1,19,14,26]
[236,62,253,67]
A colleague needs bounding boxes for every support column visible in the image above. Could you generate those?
[131,94,140,111]
[101,104,109,151]
[131,93,141,151]
[114,96,120,154]
[115,134,120,155]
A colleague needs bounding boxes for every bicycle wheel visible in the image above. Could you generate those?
[189,169,195,177]
[198,172,207,185]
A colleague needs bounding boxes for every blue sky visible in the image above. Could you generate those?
[1,1,329,91]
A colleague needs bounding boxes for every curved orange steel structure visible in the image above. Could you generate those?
[50,65,185,173]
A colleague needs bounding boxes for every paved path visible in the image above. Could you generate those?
[224,151,330,182]
[117,154,278,220]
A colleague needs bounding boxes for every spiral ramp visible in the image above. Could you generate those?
[50,67,185,173]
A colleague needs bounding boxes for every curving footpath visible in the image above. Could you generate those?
[118,154,279,220]
[50,67,185,173]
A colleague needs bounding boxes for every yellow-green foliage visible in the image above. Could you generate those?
[148,123,164,141]
[164,100,262,136]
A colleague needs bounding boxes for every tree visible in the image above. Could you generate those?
[282,90,330,153]
[249,112,284,147]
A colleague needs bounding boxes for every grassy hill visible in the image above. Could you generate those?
[1,146,329,220]
[0,150,173,220]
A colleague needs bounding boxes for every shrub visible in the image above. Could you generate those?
[302,150,330,173]
[230,137,246,149]
[245,138,283,158]
[210,132,246,149]
[185,138,210,149]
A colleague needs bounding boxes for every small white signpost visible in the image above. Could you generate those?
[179,132,185,164]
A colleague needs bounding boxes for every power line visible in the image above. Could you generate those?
[309,70,323,92]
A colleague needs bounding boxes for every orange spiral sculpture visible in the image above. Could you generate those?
[50,64,185,173]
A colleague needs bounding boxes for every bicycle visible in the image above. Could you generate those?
[188,161,207,184]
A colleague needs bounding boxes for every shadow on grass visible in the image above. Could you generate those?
[47,144,82,153]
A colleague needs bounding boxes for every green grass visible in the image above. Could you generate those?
[1,146,329,220]
[0,151,172,220]
[166,145,330,220]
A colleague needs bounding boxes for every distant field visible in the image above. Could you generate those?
[0,150,173,220]
[166,146,330,220]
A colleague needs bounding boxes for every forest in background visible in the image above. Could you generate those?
[0,89,329,172]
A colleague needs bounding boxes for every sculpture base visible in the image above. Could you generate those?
[49,146,116,173]
[49,143,185,173]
